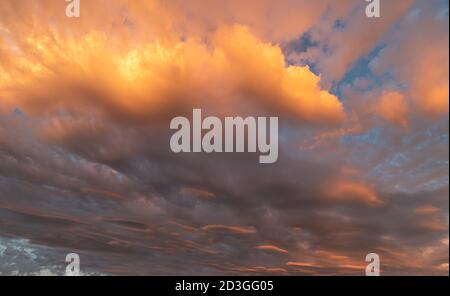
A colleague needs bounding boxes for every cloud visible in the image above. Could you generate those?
[370,0,449,117]
[179,187,216,200]
[323,179,383,206]
[292,0,414,84]
[1,16,345,124]
[286,261,321,268]
[415,205,440,215]
[377,91,409,128]
[201,225,257,234]
[167,0,360,42]
[0,0,448,276]
[256,245,289,254]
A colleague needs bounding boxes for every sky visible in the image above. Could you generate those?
[0,0,448,275]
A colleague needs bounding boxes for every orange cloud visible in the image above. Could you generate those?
[411,54,449,116]
[256,245,289,254]
[315,250,349,261]
[323,179,383,206]
[202,224,256,234]
[228,266,288,274]
[0,9,345,124]
[213,25,345,123]
[415,205,440,215]
[436,263,449,271]
[419,218,448,232]
[377,91,410,128]
[371,12,449,118]
[286,261,322,268]
[414,205,447,232]
[338,264,365,271]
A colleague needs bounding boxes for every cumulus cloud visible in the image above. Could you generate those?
[0,3,345,125]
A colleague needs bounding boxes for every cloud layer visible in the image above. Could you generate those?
[0,0,448,275]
